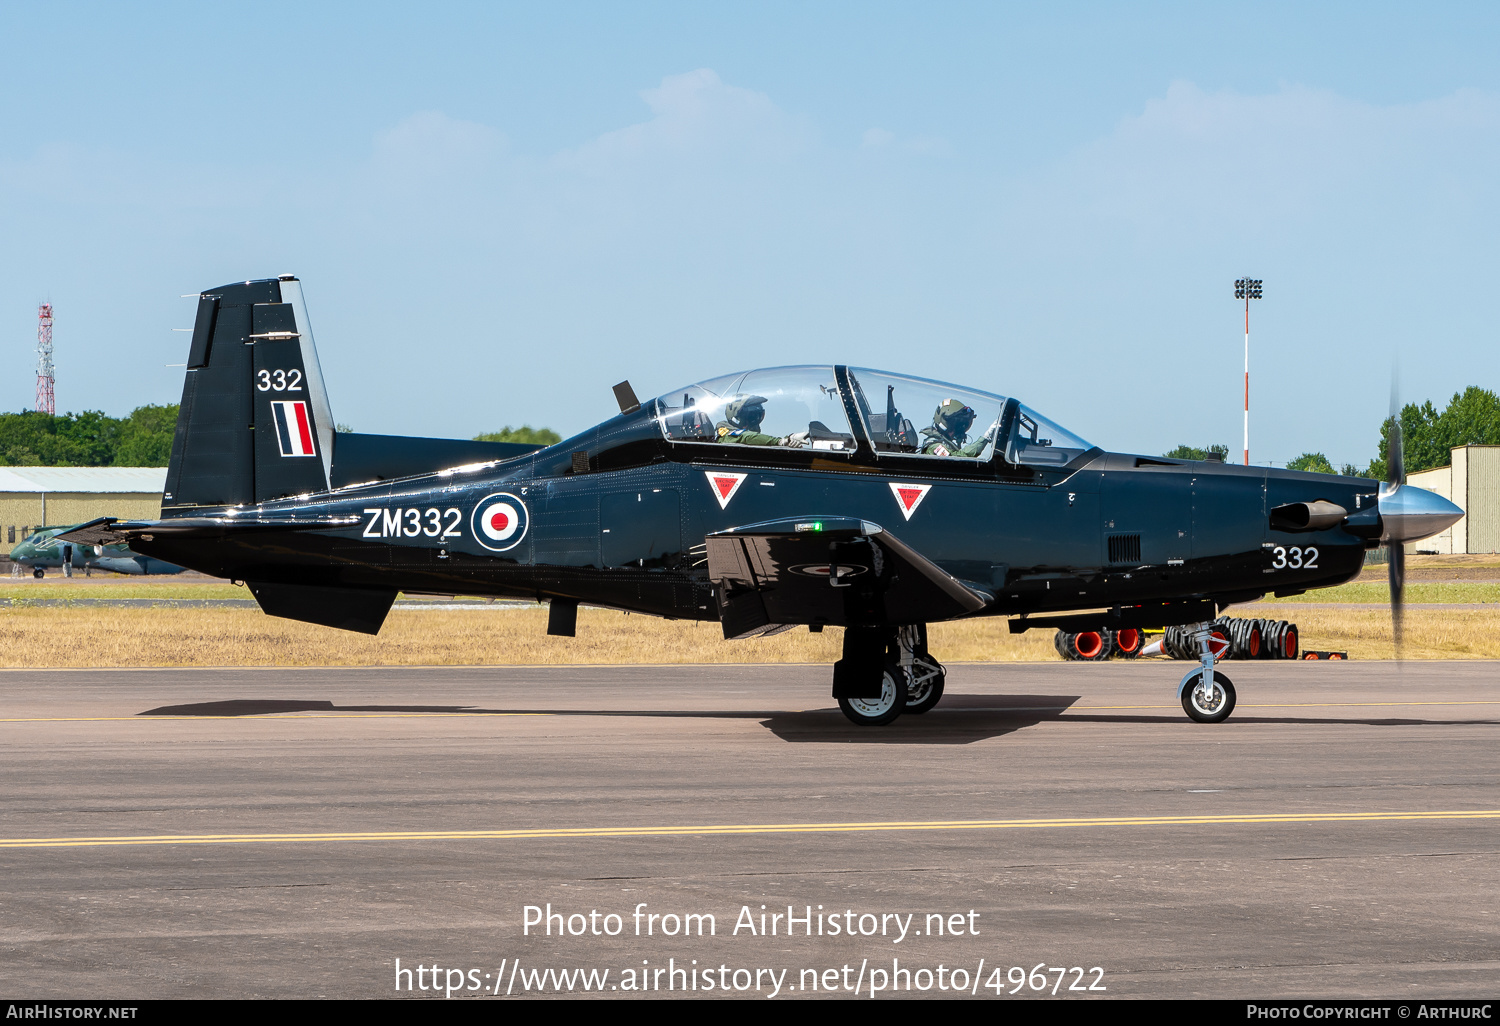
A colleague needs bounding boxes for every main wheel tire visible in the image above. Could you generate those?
[1181,670,1237,723]
[31,567,43,579]
[1281,623,1299,660]
[837,666,907,726]
[1113,627,1143,659]
[904,656,946,714]
[1053,631,1078,660]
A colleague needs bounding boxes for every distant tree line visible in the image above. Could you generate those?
[10,387,1494,478]
[1285,453,1361,476]
[1164,386,1500,479]
[1373,386,1500,476]
[1164,443,1229,462]
[0,405,178,467]
[474,426,562,446]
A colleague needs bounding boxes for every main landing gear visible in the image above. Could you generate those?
[1177,621,1236,723]
[833,624,946,726]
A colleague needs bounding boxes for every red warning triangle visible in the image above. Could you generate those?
[705,471,748,509]
[888,482,932,521]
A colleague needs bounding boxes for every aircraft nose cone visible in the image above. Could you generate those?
[1379,483,1464,543]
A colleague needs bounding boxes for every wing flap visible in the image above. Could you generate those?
[705,516,990,636]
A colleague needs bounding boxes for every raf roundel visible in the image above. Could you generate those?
[470,492,530,552]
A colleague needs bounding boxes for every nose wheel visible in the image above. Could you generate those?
[1180,668,1236,723]
[1176,621,1237,723]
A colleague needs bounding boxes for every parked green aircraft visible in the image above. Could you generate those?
[9,526,185,578]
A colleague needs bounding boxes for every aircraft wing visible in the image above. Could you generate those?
[705,516,991,638]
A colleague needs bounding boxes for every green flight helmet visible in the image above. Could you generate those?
[725,395,770,431]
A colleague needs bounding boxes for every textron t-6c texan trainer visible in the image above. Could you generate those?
[62,277,1461,725]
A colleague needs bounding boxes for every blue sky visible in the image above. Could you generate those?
[2,2,1497,467]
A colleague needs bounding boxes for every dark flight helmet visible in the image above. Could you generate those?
[933,398,976,438]
[726,395,770,430]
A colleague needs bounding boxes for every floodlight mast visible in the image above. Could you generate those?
[1233,278,1262,466]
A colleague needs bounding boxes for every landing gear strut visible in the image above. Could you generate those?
[897,625,946,715]
[1177,621,1236,723]
[833,624,945,725]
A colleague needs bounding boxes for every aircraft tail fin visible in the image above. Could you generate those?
[164,276,336,512]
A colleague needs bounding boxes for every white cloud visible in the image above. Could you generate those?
[860,126,950,156]
[558,69,813,174]
[1041,81,1500,237]
[369,110,507,184]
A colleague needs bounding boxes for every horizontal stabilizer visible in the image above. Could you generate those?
[51,518,145,548]
[705,516,990,635]
[247,581,397,635]
[54,514,361,548]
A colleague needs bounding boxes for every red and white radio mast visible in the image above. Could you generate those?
[35,303,55,415]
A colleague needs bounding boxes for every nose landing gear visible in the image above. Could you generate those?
[1177,621,1236,723]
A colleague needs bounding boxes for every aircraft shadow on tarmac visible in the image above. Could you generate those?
[136,697,1498,740]
[760,694,1082,744]
[135,696,1079,745]
[139,699,492,716]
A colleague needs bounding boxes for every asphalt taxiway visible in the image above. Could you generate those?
[1,661,1496,999]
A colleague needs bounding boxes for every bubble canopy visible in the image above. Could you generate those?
[652,366,1094,466]
[655,366,857,451]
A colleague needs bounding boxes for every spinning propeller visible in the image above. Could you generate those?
[1384,381,1406,654]
[1375,376,1463,656]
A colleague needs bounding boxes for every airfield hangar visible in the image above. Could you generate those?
[1405,445,1500,554]
[0,467,166,545]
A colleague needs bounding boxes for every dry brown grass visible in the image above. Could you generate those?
[1237,604,1500,661]
[1405,553,1500,569]
[0,603,1490,668]
[0,605,1062,668]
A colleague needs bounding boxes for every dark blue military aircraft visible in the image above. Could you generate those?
[61,277,1461,725]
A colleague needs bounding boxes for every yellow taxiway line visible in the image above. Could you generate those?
[3,809,1497,850]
